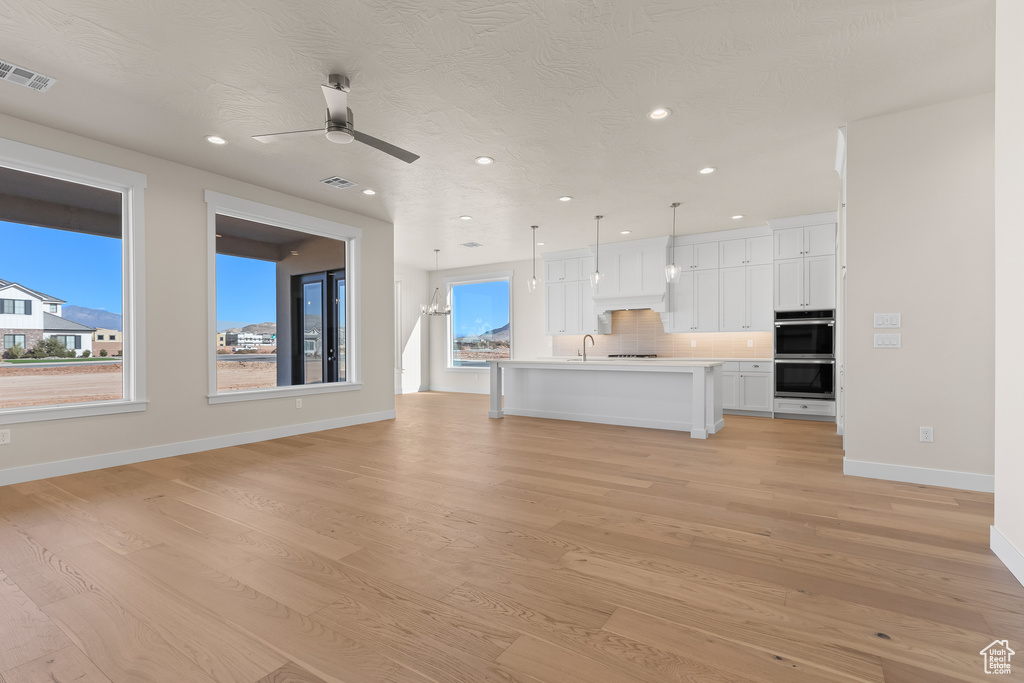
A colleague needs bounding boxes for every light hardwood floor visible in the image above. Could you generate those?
[0,392,1021,683]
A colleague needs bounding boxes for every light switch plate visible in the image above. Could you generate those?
[874,313,901,328]
[873,333,901,348]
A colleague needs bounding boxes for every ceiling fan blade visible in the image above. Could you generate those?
[353,130,420,164]
[321,83,349,124]
[252,128,324,143]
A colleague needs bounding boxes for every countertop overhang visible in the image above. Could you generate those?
[488,359,723,372]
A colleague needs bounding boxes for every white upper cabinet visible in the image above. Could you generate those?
[774,224,836,260]
[545,281,580,335]
[720,235,772,268]
[664,254,718,332]
[545,257,580,283]
[720,263,773,331]
[677,242,719,271]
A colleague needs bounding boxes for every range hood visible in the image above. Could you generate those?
[589,236,671,313]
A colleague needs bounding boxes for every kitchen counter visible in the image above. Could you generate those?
[488,359,723,438]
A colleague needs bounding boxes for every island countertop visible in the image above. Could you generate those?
[489,358,723,371]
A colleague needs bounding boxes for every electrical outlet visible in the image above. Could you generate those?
[690,339,697,348]
[920,426,933,443]
[295,398,303,409]
[0,429,10,445]
[747,339,754,347]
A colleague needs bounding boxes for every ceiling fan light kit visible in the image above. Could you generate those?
[253,74,419,163]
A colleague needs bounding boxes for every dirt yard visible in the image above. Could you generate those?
[0,360,278,408]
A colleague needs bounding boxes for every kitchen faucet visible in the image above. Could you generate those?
[583,334,595,362]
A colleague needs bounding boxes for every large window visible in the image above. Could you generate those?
[0,138,145,423]
[447,274,512,368]
[206,191,360,403]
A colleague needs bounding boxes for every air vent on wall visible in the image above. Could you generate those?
[0,59,56,92]
[320,176,357,189]
[460,242,483,248]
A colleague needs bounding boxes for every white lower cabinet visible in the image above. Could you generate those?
[722,361,772,413]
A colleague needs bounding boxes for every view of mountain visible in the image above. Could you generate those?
[62,305,123,331]
[458,322,509,342]
[220,322,277,335]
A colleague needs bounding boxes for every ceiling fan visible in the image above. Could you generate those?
[252,74,419,164]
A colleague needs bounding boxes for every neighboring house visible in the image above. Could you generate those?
[92,327,123,357]
[0,278,95,356]
[216,333,226,348]
[92,328,120,343]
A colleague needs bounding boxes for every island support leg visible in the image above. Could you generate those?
[488,363,504,418]
[690,366,707,439]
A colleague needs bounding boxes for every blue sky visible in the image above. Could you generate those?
[216,254,276,329]
[0,220,122,312]
[452,280,509,337]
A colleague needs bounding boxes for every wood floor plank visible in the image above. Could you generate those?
[0,644,111,683]
[0,394,1020,683]
[0,569,71,672]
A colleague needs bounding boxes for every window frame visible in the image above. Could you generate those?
[0,136,147,425]
[204,191,362,404]
[3,334,26,350]
[444,270,513,371]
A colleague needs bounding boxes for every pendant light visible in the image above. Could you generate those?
[665,202,681,283]
[421,249,451,316]
[527,225,539,292]
[590,215,603,288]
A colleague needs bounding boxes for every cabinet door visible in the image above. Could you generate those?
[805,255,836,310]
[804,224,836,257]
[545,260,563,283]
[719,266,747,331]
[739,373,773,411]
[720,239,746,268]
[562,258,580,282]
[563,281,581,334]
[774,258,804,311]
[693,242,719,270]
[545,283,565,334]
[774,227,804,259]
[666,270,695,332]
[746,264,774,330]
[722,372,740,410]
[694,269,719,332]
[746,235,773,265]
[579,276,598,334]
[674,244,694,270]
[639,243,669,294]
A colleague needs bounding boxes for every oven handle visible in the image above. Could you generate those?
[774,359,836,364]
[774,319,834,326]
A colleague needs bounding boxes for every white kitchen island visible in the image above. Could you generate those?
[488,359,724,438]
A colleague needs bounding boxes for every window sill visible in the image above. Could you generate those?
[446,365,496,372]
[0,400,148,425]
[208,382,363,404]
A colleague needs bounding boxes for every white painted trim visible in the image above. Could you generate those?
[0,409,396,487]
[204,190,363,396]
[672,224,771,245]
[767,211,838,231]
[503,407,696,434]
[843,458,994,493]
[0,136,147,422]
[207,382,363,404]
[0,400,147,425]
[429,385,489,395]
[991,526,1024,588]
[443,270,514,370]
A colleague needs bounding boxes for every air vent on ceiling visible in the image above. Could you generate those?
[320,176,357,189]
[460,242,484,248]
[0,59,56,92]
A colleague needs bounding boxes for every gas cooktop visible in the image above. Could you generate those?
[606,354,658,358]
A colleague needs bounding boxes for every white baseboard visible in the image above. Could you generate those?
[0,410,396,487]
[843,458,994,493]
[991,526,1024,588]
[428,385,489,395]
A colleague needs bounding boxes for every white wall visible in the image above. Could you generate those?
[993,0,1024,584]
[845,93,995,486]
[394,263,429,393]
[428,258,549,394]
[0,113,395,481]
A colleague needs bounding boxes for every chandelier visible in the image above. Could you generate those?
[421,249,451,316]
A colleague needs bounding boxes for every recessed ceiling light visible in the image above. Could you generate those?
[620,230,632,235]
[699,167,716,174]
[205,135,227,145]
[290,250,299,256]
[648,108,671,120]
[474,156,494,165]
[732,214,744,220]
[558,196,573,202]
[537,242,545,246]
[362,189,376,195]
[459,215,472,220]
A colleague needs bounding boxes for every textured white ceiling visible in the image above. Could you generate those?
[0,0,994,270]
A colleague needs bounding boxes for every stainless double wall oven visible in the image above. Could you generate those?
[774,309,835,399]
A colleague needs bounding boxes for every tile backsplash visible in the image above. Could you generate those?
[550,309,772,359]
